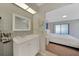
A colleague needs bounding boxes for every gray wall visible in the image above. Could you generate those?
[0,3,33,37]
[48,20,79,39]
[69,20,79,39]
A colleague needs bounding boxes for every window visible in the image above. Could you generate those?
[54,24,69,35]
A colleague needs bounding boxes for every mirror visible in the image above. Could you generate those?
[12,14,31,31]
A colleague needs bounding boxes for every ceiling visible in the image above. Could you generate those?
[19,3,72,13]
[35,3,72,13]
[36,3,44,7]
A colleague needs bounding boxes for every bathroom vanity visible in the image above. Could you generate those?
[12,14,39,56]
[13,35,39,56]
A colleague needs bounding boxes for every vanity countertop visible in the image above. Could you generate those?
[13,34,39,44]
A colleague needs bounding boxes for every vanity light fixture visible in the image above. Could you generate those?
[26,8,37,14]
[15,3,29,9]
[14,3,37,14]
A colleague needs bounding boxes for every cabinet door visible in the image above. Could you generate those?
[28,40,34,56]
[29,38,39,56]
[33,38,39,55]
[17,39,39,56]
[19,42,30,56]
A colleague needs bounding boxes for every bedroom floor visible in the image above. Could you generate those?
[46,43,79,56]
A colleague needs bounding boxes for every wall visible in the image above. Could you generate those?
[0,3,33,37]
[48,19,79,39]
[33,10,46,52]
[39,3,70,13]
[69,20,79,39]
[33,13,40,34]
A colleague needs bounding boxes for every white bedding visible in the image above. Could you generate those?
[47,33,79,48]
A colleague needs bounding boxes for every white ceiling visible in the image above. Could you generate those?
[26,3,72,13]
[36,3,44,6]
[36,3,71,12]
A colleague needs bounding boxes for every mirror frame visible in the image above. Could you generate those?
[12,14,31,31]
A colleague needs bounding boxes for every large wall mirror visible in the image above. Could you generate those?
[12,14,31,31]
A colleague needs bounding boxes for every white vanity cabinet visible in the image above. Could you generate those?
[13,35,39,56]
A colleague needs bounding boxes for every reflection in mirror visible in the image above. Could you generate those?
[13,14,31,31]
